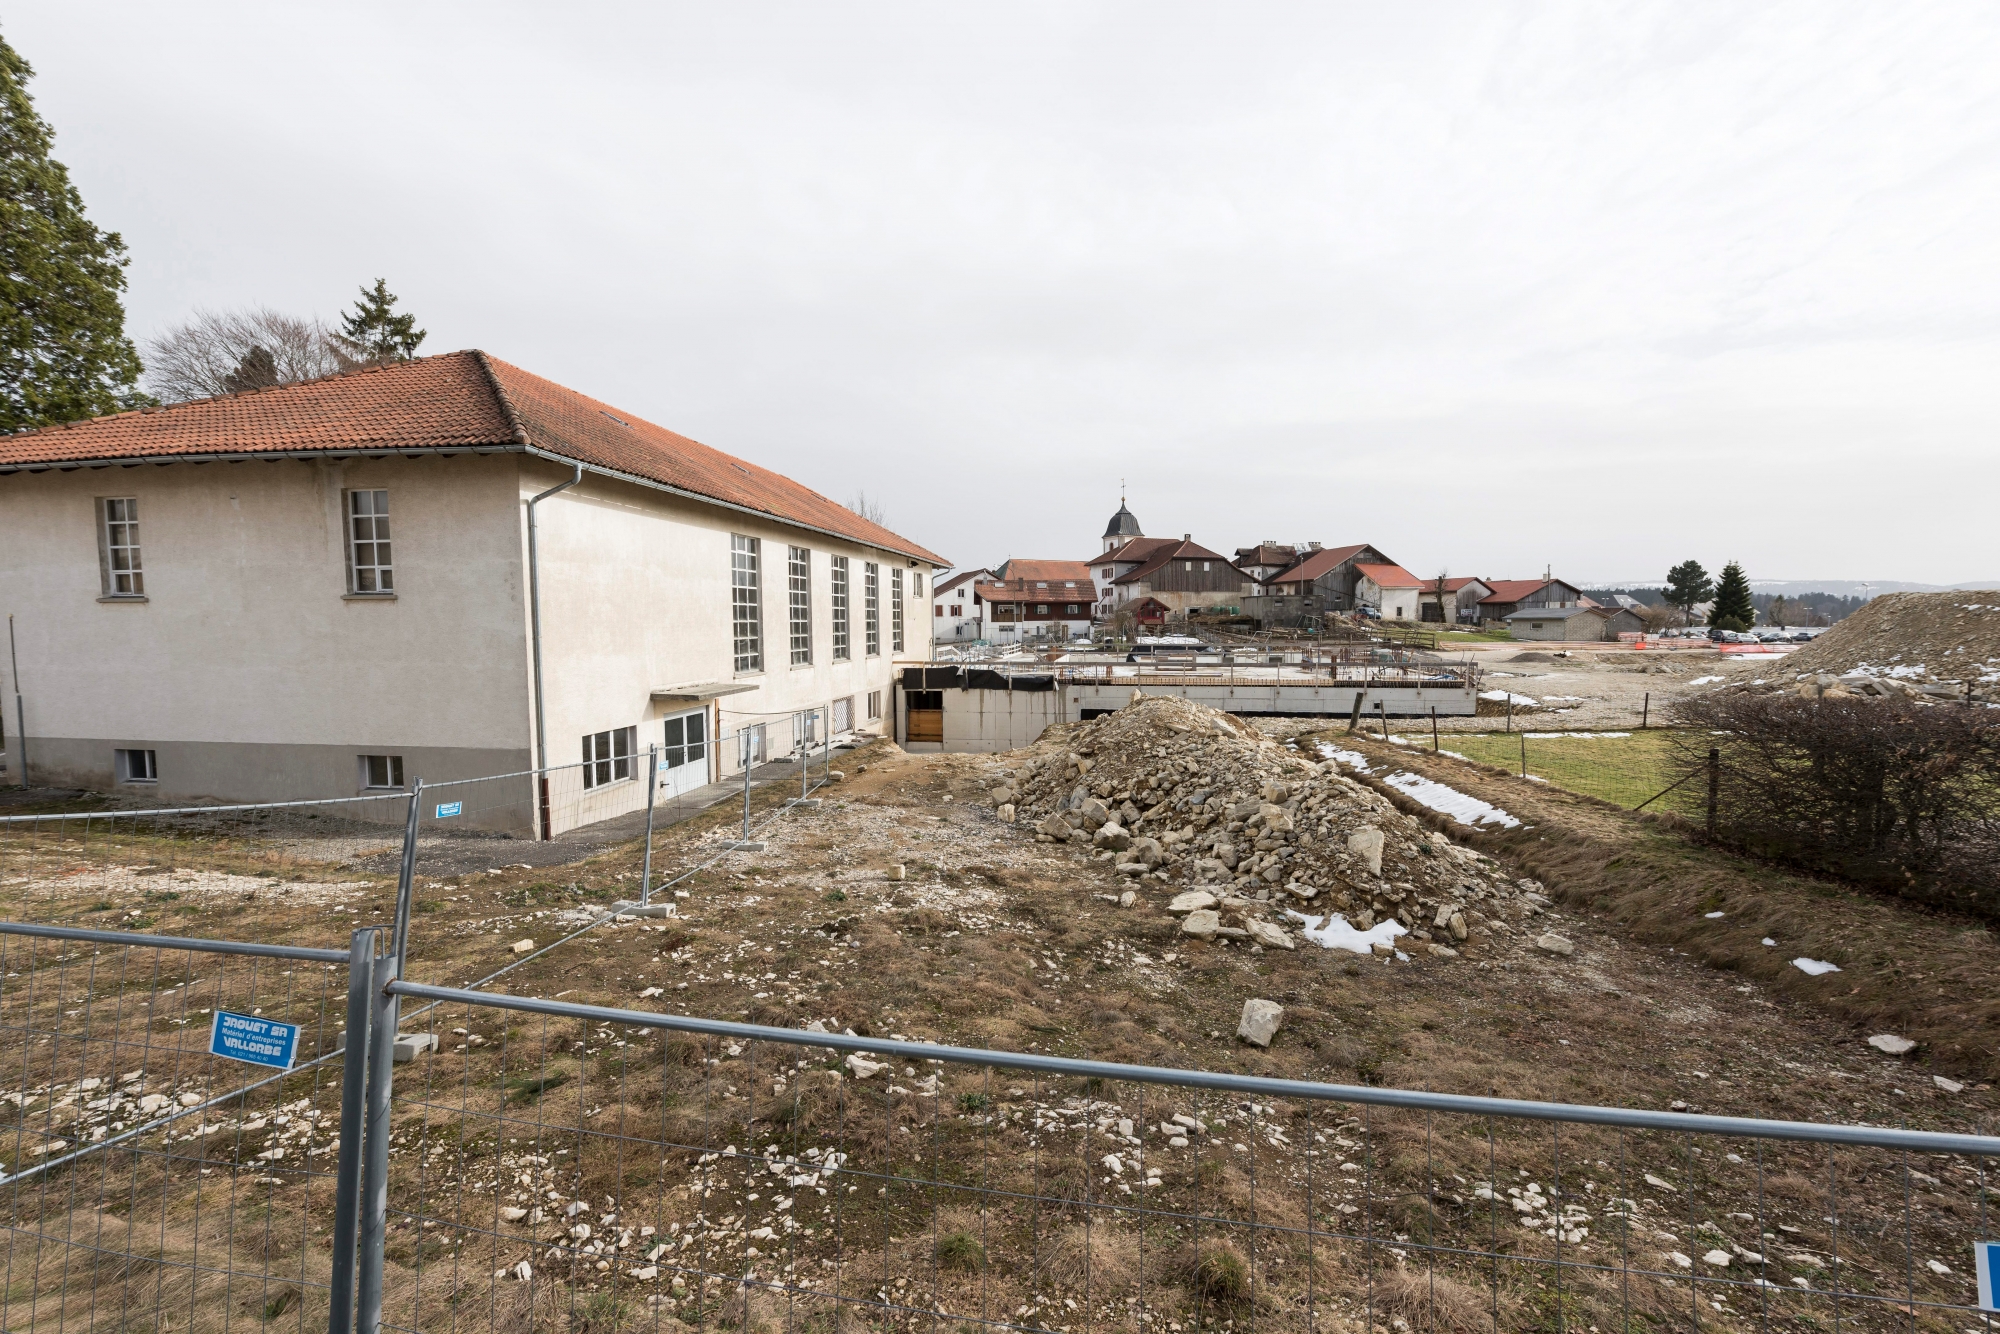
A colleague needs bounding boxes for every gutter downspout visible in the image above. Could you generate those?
[527,462,582,839]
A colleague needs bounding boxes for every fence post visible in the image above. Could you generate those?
[1641,691,1650,729]
[1520,732,1527,779]
[390,781,423,972]
[326,927,379,1334]
[1506,695,1513,732]
[7,613,25,788]
[639,744,659,906]
[742,729,753,843]
[1706,746,1720,837]
[1377,701,1389,741]
[801,710,810,802]
[1430,706,1438,753]
[354,952,400,1334]
[1348,691,1363,734]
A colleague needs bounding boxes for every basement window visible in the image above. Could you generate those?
[115,749,157,784]
[360,754,405,789]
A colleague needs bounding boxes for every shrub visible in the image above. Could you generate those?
[1189,1240,1250,1302]
[1670,691,2000,918]
[936,1230,985,1273]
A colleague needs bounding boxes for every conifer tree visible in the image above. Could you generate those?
[1708,561,1756,632]
[339,278,426,361]
[1664,559,1713,623]
[0,30,148,431]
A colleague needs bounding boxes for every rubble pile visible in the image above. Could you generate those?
[985,694,1543,959]
[1764,591,2000,702]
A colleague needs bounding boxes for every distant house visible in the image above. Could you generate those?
[1091,536,1248,618]
[1416,577,1493,624]
[1233,542,1305,592]
[1353,563,1424,621]
[974,560,1096,642]
[1256,543,1396,623]
[932,568,991,642]
[1478,578,1587,624]
[1505,605,1645,641]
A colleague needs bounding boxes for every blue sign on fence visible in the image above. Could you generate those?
[435,801,463,818]
[1978,1239,2000,1312]
[208,1011,301,1070]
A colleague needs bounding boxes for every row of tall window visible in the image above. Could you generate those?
[93,492,393,598]
[731,536,918,673]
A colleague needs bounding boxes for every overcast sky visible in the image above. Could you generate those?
[12,2,2000,585]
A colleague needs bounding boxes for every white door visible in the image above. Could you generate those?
[660,709,710,798]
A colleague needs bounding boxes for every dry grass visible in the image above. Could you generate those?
[1,734,1995,1333]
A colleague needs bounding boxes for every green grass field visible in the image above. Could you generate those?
[1393,728,1699,811]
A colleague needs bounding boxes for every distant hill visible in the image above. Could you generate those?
[1592,578,2000,597]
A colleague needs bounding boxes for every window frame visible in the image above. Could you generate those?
[345,489,394,594]
[866,689,882,721]
[731,535,763,673]
[864,562,881,657]
[582,726,637,790]
[830,555,851,661]
[115,748,157,784]
[891,568,905,653]
[360,754,405,789]
[787,545,812,666]
[97,498,144,597]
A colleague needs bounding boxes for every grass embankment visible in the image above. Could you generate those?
[1329,731,2000,1081]
[1396,727,1697,813]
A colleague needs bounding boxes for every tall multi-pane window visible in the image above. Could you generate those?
[98,498,143,596]
[346,490,393,592]
[731,535,762,672]
[891,568,905,653]
[830,556,851,661]
[864,562,881,657]
[787,546,812,666]
[582,726,635,789]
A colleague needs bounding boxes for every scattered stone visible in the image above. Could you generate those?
[844,1054,886,1079]
[1167,891,1218,914]
[888,865,906,882]
[1866,1034,1916,1055]
[1237,999,1284,1047]
[1181,909,1221,940]
[1934,1076,1965,1094]
[1244,920,1295,951]
[510,939,536,954]
[1347,827,1385,876]
[1702,1250,1732,1267]
[1534,934,1575,957]
[996,803,1016,823]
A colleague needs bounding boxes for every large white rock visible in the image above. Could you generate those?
[1245,920,1296,951]
[1534,934,1575,957]
[1866,1034,1916,1055]
[1237,999,1284,1047]
[1168,890,1218,914]
[1347,827,1385,876]
[1181,909,1221,940]
[1094,823,1132,852]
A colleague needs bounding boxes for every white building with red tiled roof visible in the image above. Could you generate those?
[0,351,946,831]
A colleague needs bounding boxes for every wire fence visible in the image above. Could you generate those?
[374,985,2000,1334]
[0,923,365,1334]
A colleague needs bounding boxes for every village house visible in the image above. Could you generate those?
[1232,542,1308,591]
[973,559,1095,642]
[931,567,991,642]
[1352,562,1424,621]
[1415,576,1494,624]
[1250,542,1395,625]
[0,351,944,832]
[1476,577,1587,624]
[1094,536,1250,619]
[1505,604,1646,641]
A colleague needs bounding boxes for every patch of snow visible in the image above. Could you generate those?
[1688,675,1725,686]
[1381,771,1521,829]
[1703,911,1725,919]
[1524,731,1631,739]
[1440,750,1471,761]
[1316,744,1371,772]
[1286,911,1406,955]
[1761,937,1777,946]
[1480,690,1537,705]
[1791,957,1841,976]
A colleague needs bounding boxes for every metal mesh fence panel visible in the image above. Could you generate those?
[0,925,362,1334]
[373,986,2000,1334]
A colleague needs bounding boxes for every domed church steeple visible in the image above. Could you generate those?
[1102,491,1143,553]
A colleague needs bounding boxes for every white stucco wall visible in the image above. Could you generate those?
[0,454,532,799]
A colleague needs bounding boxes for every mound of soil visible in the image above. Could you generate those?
[1776,590,2000,686]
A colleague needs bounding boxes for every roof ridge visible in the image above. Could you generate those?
[470,350,532,446]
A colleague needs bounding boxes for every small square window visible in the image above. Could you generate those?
[361,754,405,789]
[583,726,637,789]
[115,748,157,783]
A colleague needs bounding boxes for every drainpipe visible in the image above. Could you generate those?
[527,462,583,839]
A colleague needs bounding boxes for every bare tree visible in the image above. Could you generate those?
[846,491,887,526]
[1430,569,1452,625]
[143,308,360,403]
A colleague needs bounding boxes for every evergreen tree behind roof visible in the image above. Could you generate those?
[0,30,148,431]
[339,278,426,362]
[1709,560,1756,631]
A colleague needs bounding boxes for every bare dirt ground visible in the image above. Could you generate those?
[1455,649,1764,733]
[2,723,1994,1334]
